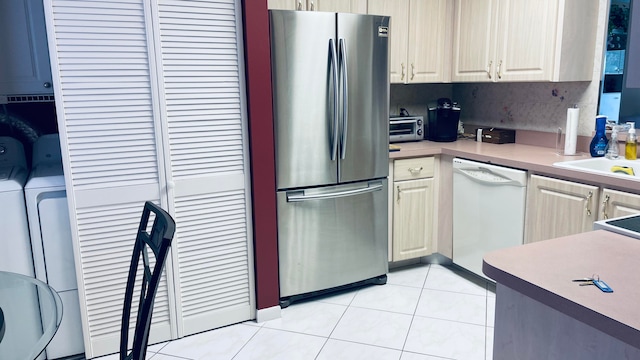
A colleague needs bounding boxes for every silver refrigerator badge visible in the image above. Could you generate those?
[378,26,388,37]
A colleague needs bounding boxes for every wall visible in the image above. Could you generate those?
[392,0,609,138]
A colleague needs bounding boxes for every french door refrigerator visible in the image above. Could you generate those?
[270,10,390,305]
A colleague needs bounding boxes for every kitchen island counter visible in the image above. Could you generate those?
[483,230,640,359]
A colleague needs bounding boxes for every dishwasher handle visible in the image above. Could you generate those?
[453,167,525,187]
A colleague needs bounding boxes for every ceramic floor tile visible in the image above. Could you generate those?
[233,327,326,360]
[387,265,430,288]
[350,283,422,315]
[263,301,347,337]
[415,289,487,326]
[149,354,191,360]
[424,267,487,296]
[330,306,413,350]
[316,288,358,306]
[316,339,402,360]
[486,297,496,328]
[400,351,454,360]
[485,327,494,360]
[404,316,486,360]
[157,323,259,360]
[148,341,169,352]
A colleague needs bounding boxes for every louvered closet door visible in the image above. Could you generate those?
[43,1,176,358]
[151,0,255,336]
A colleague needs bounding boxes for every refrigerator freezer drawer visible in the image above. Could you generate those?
[277,180,388,298]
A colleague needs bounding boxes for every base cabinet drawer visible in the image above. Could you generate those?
[394,156,435,181]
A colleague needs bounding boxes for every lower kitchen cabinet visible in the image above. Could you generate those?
[525,175,599,243]
[599,188,640,220]
[390,156,435,261]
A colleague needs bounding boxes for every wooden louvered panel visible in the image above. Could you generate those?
[75,201,173,350]
[44,0,174,357]
[158,0,245,180]
[173,190,252,333]
[49,0,159,190]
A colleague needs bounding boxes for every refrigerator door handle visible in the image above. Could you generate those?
[338,38,348,160]
[287,182,383,202]
[329,38,339,161]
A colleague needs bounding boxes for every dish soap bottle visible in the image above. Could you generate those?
[625,122,637,160]
[590,115,608,157]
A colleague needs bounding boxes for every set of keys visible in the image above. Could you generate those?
[572,275,613,293]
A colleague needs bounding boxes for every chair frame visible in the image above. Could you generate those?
[120,201,176,360]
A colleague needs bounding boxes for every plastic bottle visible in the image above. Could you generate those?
[625,122,637,160]
[605,126,619,159]
[590,115,608,157]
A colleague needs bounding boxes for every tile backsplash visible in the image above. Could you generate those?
[452,81,600,137]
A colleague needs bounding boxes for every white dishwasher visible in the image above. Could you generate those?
[452,158,527,279]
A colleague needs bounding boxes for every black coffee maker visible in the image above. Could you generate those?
[426,98,461,142]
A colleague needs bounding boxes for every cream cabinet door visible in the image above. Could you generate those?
[268,0,305,10]
[493,0,556,81]
[407,0,452,83]
[451,0,496,82]
[525,175,599,244]
[313,0,367,13]
[599,188,640,220]
[368,0,409,84]
[392,178,434,261]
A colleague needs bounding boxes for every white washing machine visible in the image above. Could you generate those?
[25,134,84,359]
[0,137,43,357]
[0,136,32,276]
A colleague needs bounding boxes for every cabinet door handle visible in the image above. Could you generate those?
[401,63,405,81]
[396,185,401,203]
[410,63,415,80]
[309,0,314,10]
[601,194,610,219]
[585,191,593,216]
[297,0,303,10]
[43,82,52,88]
[497,60,503,79]
[486,61,492,79]
[408,166,423,175]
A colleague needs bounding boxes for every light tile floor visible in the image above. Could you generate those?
[97,264,495,360]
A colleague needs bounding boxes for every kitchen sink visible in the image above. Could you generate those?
[553,157,640,181]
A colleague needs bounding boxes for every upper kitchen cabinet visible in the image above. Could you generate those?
[0,0,53,96]
[368,0,453,83]
[268,0,367,13]
[452,0,599,82]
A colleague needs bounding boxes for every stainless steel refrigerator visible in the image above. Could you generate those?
[269,10,390,305]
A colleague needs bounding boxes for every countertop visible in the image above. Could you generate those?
[482,230,640,349]
[390,139,640,193]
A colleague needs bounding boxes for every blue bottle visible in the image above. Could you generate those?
[590,115,608,157]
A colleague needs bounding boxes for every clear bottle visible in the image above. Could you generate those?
[590,115,608,157]
[625,122,637,160]
[605,126,619,159]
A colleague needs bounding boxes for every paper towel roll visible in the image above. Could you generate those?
[564,107,579,155]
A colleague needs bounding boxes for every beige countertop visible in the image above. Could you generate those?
[389,139,640,193]
[483,230,640,349]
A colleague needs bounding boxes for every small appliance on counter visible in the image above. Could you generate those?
[426,98,461,142]
[389,114,423,143]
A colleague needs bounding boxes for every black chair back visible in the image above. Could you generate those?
[120,201,176,360]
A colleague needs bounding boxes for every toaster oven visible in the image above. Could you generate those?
[389,116,423,143]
